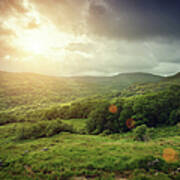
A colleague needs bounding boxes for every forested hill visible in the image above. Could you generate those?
[164,72,180,82]
[120,72,180,97]
[0,71,163,109]
[71,72,163,90]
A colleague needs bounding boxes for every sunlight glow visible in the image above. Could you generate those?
[163,148,178,162]
[12,22,75,57]
[3,0,89,64]
[109,105,118,114]
[18,29,50,54]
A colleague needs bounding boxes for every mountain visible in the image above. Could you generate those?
[0,71,163,109]
[68,72,163,90]
[120,72,180,97]
[164,72,180,82]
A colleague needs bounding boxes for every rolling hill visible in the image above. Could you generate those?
[0,71,179,180]
[120,72,180,97]
[0,71,163,109]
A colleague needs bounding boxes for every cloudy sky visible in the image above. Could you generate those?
[0,0,180,76]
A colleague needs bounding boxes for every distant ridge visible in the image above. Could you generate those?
[0,70,164,78]
[160,72,180,83]
[0,70,179,109]
[165,72,180,79]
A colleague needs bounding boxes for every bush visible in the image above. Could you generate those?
[134,156,168,172]
[46,120,74,136]
[133,124,149,141]
[42,99,102,120]
[16,119,74,140]
[118,99,134,131]
[169,109,180,125]
[177,122,180,128]
[85,85,180,135]
[117,85,180,132]
[132,86,180,127]
[86,100,123,134]
[146,128,155,139]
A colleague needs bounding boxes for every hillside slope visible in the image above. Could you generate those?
[0,71,163,109]
[0,71,179,180]
[120,72,180,97]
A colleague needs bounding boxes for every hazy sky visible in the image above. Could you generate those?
[0,0,180,76]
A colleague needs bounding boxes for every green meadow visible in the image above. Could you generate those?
[0,71,180,180]
[0,121,179,180]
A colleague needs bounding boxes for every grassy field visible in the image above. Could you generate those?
[0,120,179,180]
[0,71,180,179]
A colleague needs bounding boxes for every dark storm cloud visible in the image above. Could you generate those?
[87,0,180,40]
[31,0,180,40]
[0,0,179,76]
[160,58,180,64]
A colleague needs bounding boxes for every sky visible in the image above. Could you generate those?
[0,0,180,76]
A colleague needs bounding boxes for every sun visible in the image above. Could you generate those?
[15,28,51,55]
[6,5,84,60]
[13,23,74,58]
[26,42,45,54]
[21,30,48,54]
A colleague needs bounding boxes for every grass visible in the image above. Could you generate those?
[0,70,180,180]
[0,121,179,180]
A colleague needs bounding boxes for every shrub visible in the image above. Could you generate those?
[118,85,180,132]
[86,100,123,134]
[41,98,106,121]
[16,119,74,140]
[86,85,180,135]
[118,98,134,131]
[133,155,168,172]
[133,124,148,141]
[169,109,180,125]
[46,120,74,136]
[177,122,180,128]
[146,128,155,139]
